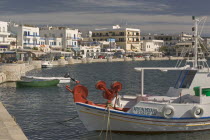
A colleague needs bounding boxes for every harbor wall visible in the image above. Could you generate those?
[0,61,40,84]
[55,56,184,64]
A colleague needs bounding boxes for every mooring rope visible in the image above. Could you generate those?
[105,103,112,140]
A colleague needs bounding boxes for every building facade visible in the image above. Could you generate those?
[141,33,192,47]
[0,21,16,52]
[141,40,164,52]
[92,25,140,52]
[79,42,101,58]
[9,23,40,50]
[40,26,81,51]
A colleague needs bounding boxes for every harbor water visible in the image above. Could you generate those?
[1,61,210,140]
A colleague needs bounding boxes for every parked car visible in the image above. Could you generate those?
[113,52,124,58]
[73,56,82,59]
[3,57,18,63]
[135,55,143,58]
[98,55,105,59]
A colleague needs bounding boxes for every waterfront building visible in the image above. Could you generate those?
[92,25,141,52]
[141,40,164,52]
[9,23,40,50]
[203,37,210,51]
[141,33,192,47]
[42,37,62,51]
[79,41,101,58]
[0,21,17,52]
[40,26,81,52]
[175,42,192,56]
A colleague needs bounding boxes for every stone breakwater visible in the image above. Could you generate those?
[0,61,41,84]
[0,56,184,84]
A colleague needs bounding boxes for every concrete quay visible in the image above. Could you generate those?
[60,56,184,64]
[0,102,28,140]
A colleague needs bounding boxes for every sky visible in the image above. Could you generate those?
[1,0,210,35]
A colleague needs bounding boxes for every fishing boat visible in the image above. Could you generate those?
[66,16,210,133]
[41,60,53,68]
[16,79,59,87]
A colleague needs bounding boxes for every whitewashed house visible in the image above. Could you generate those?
[0,21,17,52]
[79,42,101,58]
[141,40,164,52]
[9,23,40,50]
[40,26,81,52]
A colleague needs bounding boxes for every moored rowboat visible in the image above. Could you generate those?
[22,76,70,84]
[16,79,60,87]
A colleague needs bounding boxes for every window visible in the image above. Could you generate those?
[0,27,1,32]
[3,27,5,32]
[60,34,63,37]
[174,70,196,88]
[24,31,27,36]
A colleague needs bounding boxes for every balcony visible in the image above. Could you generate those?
[127,41,140,44]
[127,34,140,37]
[0,41,10,45]
[23,34,40,37]
[0,32,10,36]
[23,43,40,46]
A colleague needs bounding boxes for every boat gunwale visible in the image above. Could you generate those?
[76,102,210,120]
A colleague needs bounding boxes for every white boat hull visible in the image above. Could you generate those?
[76,103,210,132]
[42,64,53,68]
[23,76,70,83]
[41,61,53,68]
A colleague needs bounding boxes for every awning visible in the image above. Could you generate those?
[0,46,9,48]
[71,47,80,52]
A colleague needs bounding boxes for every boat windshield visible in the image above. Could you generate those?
[174,70,197,88]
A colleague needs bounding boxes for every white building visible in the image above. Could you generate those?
[141,33,192,47]
[203,37,210,51]
[40,26,81,51]
[141,40,164,52]
[79,42,101,58]
[9,23,40,50]
[0,21,17,52]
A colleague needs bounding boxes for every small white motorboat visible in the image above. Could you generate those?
[41,61,53,68]
[66,16,210,133]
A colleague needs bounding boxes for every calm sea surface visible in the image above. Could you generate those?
[1,61,210,140]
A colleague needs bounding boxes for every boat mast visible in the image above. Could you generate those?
[193,16,198,68]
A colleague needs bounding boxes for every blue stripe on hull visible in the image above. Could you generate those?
[76,102,210,120]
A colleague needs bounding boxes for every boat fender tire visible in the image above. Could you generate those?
[162,105,175,119]
[191,106,204,118]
